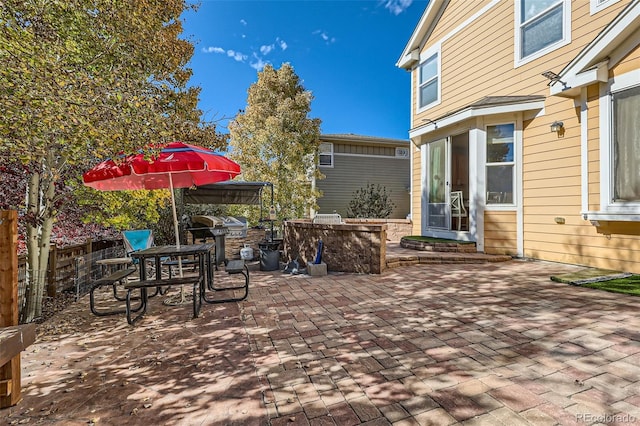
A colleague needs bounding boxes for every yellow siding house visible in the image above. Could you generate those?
[398,0,640,272]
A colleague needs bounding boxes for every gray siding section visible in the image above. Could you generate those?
[317,154,410,219]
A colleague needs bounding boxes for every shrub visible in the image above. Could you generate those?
[347,183,396,218]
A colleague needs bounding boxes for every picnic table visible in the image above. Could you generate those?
[126,243,215,325]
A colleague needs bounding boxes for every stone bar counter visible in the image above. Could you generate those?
[283,219,388,274]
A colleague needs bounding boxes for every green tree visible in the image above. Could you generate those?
[347,183,396,218]
[228,63,322,227]
[0,0,222,322]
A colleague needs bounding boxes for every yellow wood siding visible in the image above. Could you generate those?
[408,0,640,272]
[587,84,601,212]
[413,0,631,126]
[484,211,517,255]
[411,147,421,234]
[611,43,640,76]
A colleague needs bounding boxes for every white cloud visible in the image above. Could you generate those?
[202,46,225,54]
[277,37,288,51]
[313,30,336,44]
[383,0,413,15]
[227,50,248,62]
[250,54,268,71]
[260,44,275,55]
[240,19,247,26]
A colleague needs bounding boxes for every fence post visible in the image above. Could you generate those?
[0,210,21,407]
[47,243,57,297]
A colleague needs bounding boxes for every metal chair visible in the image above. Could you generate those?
[450,191,467,231]
[122,229,169,280]
[122,229,154,257]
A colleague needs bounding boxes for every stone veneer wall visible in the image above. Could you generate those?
[224,228,267,260]
[283,220,387,274]
[343,218,411,242]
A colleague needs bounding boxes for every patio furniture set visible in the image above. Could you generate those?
[88,232,249,325]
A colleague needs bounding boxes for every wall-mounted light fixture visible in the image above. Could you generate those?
[550,121,564,133]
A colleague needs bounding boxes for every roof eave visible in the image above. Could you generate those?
[409,98,545,140]
[550,61,609,97]
[549,1,640,97]
[396,0,447,70]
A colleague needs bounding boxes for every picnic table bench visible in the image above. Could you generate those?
[89,267,138,316]
[124,275,203,325]
[201,259,249,304]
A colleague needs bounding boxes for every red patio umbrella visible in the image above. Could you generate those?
[83,141,241,258]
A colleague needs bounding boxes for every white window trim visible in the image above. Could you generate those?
[590,0,621,15]
[319,142,334,168]
[484,121,519,211]
[514,0,571,68]
[416,45,441,113]
[590,69,640,221]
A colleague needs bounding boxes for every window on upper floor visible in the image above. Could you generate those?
[418,52,439,109]
[516,0,570,65]
[486,123,515,205]
[319,142,333,167]
[612,85,640,203]
[591,0,621,15]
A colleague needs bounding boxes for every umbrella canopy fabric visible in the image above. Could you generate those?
[83,142,241,191]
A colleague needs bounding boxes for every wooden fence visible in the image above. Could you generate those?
[18,239,120,297]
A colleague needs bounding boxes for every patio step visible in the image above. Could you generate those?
[386,240,512,270]
[400,237,477,253]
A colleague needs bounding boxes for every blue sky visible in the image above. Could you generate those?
[181,0,428,140]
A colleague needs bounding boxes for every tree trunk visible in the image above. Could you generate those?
[22,164,55,323]
[35,177,55,319]
[23,172,40,323]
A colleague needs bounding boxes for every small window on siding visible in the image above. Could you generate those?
[516,0,570,65]
[486,124,515,205]
[395,147,409,158]
[418,53,438,109]
[319,142,333,167]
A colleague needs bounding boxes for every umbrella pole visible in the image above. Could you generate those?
[168,174,185,303]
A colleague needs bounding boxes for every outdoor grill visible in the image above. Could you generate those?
[187,222,228,241]
[190,215,248,239]
[187,216,236,267]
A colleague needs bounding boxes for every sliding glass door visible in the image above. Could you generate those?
[427,139,447,228]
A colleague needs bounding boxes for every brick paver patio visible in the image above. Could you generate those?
[5,259,640,425]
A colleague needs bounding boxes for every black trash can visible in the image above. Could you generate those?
[259,241,280,271]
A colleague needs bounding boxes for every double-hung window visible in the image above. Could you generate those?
[516,0,570,65]
[418,52,439,109]
[486,124,515,205]
[319,142,333,167]
[612,85,640,203]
